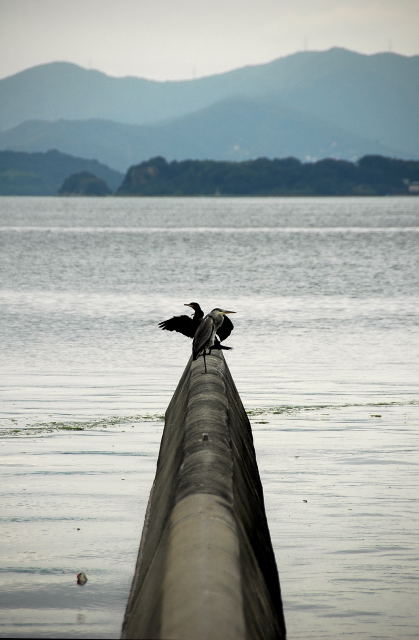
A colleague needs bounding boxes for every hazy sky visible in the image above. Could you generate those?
[0,0,418,80]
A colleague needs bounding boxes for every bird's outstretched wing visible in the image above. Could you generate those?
[158,315,196,338]
[216,315,234,342]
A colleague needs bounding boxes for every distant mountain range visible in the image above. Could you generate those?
[0,48,418,172]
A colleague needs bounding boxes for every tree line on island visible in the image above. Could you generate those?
[59,171,112,196]
[66,155,419,197]
[1,149,418,196]
[114,155,419,197]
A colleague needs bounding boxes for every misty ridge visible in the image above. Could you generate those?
[0,47,418,176]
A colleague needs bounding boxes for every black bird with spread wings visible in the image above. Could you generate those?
[158,302,234,349]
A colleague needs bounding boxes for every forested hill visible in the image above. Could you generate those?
[117,156,419,196]
[1,151,418,196]
[0,149,122,195]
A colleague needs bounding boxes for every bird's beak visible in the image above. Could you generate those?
[223,310,236,314]
[184,303,193,308]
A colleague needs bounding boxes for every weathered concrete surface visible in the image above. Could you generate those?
[121,350,286,640]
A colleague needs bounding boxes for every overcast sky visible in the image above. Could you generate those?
[0,0,418,80]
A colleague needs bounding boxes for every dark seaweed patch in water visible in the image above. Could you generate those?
[1,413,164,437]
[246,399,418,418]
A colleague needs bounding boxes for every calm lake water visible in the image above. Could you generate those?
[0,196,418,639]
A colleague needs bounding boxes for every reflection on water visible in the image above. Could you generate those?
[0,196,418,638]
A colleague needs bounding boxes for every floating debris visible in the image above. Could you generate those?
[76,572,88,585]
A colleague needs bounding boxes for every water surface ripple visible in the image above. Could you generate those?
[0,196,418,639]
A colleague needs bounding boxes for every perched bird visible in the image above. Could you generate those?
[158,302,234,349]
[192,308,236,373]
